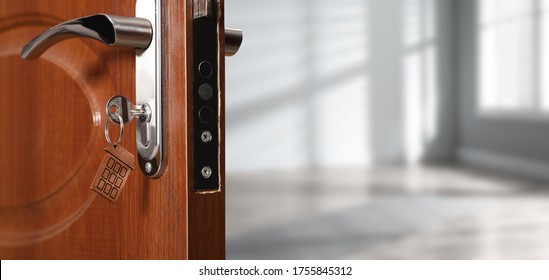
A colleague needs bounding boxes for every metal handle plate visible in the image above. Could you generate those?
[135,0,165,178]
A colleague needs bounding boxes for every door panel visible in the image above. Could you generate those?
[0,18,116,248]
[0,0,226,259]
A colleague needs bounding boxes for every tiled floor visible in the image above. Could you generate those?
[226,165,549,259]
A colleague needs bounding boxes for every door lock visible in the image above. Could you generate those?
[20,0,241,180]
[192,0,242,191]
[20,0,166,178]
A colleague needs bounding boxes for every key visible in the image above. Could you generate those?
[90,145,135,203]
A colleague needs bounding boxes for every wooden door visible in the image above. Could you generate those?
[0,0,225,259]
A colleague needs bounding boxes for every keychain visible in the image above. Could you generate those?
[90,112,135,203]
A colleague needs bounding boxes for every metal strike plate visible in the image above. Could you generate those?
[191,1,242,190]
[193,0,220,191]
[135,0,165,178]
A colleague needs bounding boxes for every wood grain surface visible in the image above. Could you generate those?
[0,0,225,259]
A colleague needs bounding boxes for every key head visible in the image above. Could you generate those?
[90,145,135,203]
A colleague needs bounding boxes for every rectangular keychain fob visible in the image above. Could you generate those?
[91,145,135,203]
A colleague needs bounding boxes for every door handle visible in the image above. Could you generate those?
[224,28,243,57]
[20,1,166,178]
[21,14,152,60]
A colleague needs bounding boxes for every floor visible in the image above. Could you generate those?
[226,165,549,259]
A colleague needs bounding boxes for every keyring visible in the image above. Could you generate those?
[105,112,124,147]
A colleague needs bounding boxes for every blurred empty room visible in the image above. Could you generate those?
[225,0,549,260]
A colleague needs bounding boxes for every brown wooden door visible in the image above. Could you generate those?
[0,0,225,259]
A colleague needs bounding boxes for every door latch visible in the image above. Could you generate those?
[192,0,242,191]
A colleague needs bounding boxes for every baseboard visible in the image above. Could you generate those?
[457,147,549,181]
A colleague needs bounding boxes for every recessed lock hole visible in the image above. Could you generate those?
[198,61,213,78]
[109,105,119,113]
[198,106,214,123]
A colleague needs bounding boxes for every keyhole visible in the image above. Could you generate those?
[109,105,119,114]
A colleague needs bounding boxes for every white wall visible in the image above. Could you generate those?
[225,0,456,172]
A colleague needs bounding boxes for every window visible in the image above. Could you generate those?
[403,0,439,163]
[477,0,549,113]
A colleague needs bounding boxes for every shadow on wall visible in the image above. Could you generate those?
[225,0,456,172]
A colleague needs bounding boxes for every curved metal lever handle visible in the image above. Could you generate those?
[225,28,243,56]
[21,14,153,60]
